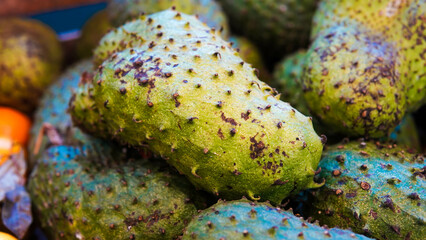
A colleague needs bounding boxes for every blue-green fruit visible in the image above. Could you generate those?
[70,10,324,204]
[183,199,372,240]
[306,140,425,240]
[302,0,426,137]
[28,145,204,240]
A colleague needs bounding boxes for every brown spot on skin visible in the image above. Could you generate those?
[360,182,371,190]
[217,128,224,139]
[241,110,251,120]
[249,135,266,159]
[335,155,345,163]
[332,170,341,177]
[369,210,378,220]
[230,128,236,136]
[273,179,289,186]
[408,193,420,200]
[346,192,357,199]
[360,151,370,157]
[382,197,395,212]
[335,189,343,195]
[221,112,238,126]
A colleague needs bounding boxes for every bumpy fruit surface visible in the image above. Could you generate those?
[76,11,112,59]
[183,199,372,240]
[229,35,271,84]
[303,0,426,137]
[107,0,229,38]
[70,10,324,204]
[218,0,318,63]
[305,140,425,240]
[28,145,203,240]
[28,60,95,166]
[0,18,62,114]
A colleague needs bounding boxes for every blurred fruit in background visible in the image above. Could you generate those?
[0,18,62,114]
[0,232,17,240]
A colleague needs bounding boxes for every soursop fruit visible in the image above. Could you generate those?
[183,199,372,240]
[70,10,325,204]
[0,18,62,114]
[28,145,205,240]
[106,0,229,38]
[76,11,113,59]
[28,60,98,167]
[217,0,318,63]
[305,140,425,240]
[303,0,426,137]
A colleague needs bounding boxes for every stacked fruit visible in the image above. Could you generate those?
[1,0,424,239]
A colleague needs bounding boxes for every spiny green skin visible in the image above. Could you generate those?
[28,145,203,240]
[303,0,426,138]
[273,50,309,116]
[229,36,271,85]
[76,10,113,59]
[305,141,425,240]
[28,60,97,167]
[107,0,229,38]
[183,200,372,240]
[70,10,324,205]
[0,18,62,114]
[218,0,318,63]
[389,114,421,152]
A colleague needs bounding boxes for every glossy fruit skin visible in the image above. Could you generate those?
[183,199,372,240]
[218,0,318,63]
[302,0,426,138]
[70,10,324,205]
[0,107,31,146]
[28,145,204,240]
[0,18,62,114]
[305,140,425,240]
[106,0,230,38]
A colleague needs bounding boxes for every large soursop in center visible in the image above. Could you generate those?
[70,10,324,205]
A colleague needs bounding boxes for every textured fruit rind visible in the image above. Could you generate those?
[307,141,425,240]
[0,18,62,113]
[218,0,318,62]
[28,145,201,240]
[71,10,324,204]
[183,200,372,240]
[28,60,96,166]
[106,0,229,38]
[303,0,425,137]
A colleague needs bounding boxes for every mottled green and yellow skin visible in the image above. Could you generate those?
[76,11,113,59]
[0,18,62,114]
[306,141,425,240]
[28,145,203,240]
[70,10,324,205]
[218,0,318,63]
[229,36,271,84]
[107,0,229,38]
[183,199,372,240]
[303,0,426,137]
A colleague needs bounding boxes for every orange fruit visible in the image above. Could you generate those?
[0,107,31,146]
[0,232,17,240]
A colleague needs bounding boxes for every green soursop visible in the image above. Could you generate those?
[183,199,372,240]
[0,18,62,114]
[305,140,425,240]
[28,145,205,240]
[70,10,325,204]
[106,0,229,38]
[303,0,426,137]
[217,0,318,63]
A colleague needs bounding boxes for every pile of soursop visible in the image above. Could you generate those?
[26,0,425,239]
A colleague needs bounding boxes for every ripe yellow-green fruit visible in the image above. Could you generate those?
[0,18,62,113]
